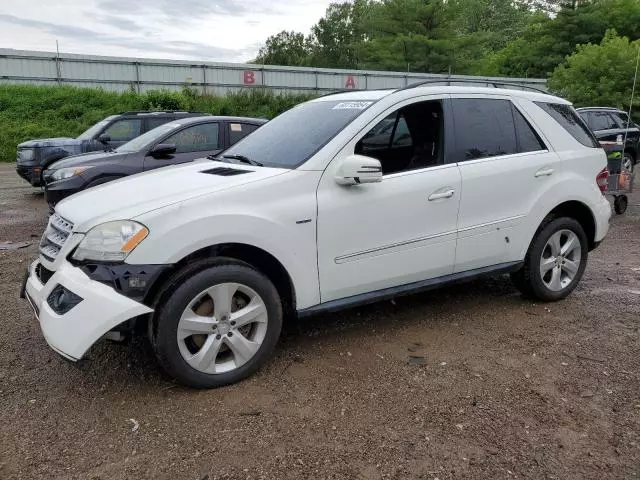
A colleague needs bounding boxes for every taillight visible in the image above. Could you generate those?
[596,167,609,194]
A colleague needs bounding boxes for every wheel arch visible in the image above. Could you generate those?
[86,174,126,188]
[624,145,637,162]
[543,200,597,250]
[145,242,297,319]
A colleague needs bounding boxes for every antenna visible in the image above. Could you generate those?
[623,44,640,154]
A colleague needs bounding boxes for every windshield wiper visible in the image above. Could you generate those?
[217,154,264,167]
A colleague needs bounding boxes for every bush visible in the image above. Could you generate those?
[0,84,315,162]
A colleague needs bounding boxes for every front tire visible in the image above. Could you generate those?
[511,217,588,302]
[152,260,282,388]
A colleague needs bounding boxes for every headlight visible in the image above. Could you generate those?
[50,166,93,182]
[72,221,149,262]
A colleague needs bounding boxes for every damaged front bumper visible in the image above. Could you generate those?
[23,259,154,361]
[16,165,42,187]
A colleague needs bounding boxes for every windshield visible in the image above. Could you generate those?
[220,100,374,168]
[115,123,180,152]
[77,116,117,140]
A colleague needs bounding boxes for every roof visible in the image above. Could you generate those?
[311,90,395,102]
[312,86,567,105]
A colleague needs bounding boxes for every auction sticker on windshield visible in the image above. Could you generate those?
[332,102,373,110]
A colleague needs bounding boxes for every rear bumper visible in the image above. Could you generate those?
[594,194,612,243]
[16,165,42,186]
[24,259,153,360]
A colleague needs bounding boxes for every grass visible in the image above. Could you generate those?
[0,84,314,162]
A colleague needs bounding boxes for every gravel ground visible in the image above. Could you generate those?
[0,163,639,480]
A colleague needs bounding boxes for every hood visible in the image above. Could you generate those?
[46,150,126,170]
[18,138,82,149]
[56,160,290,231]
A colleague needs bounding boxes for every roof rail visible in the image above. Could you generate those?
[118,110,209,115]
[396,78,548,94]
[575,106,624,112]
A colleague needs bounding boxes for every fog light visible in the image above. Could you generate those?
[47,285,83,315]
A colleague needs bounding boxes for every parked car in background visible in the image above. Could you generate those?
[577,107,639,172]
[24,84,611,388]
[43,116,266,210]
[16,111,207,186]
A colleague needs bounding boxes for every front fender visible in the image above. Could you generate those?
[127,203,320,309]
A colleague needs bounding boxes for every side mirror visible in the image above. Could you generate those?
[150,143,177,157]
[335,154,382,186]
[98,133,111,144]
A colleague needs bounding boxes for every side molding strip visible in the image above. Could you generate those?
[297,261,523,317]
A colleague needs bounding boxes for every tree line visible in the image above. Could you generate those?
[254,0,640,109]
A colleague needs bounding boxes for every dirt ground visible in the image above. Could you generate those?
[0,162,638,480]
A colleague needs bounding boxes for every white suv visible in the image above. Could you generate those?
[22,84,612,388]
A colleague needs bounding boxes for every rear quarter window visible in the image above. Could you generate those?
[535,102,599,148]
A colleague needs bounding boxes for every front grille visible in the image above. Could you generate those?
[39,213,74,262]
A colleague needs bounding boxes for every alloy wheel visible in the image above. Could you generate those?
[176,282,268,374]
[539,229,582,291]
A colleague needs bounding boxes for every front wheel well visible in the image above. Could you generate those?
[545,201,596,250]
[145,243,296,317]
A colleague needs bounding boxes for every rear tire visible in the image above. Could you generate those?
[152,259,282,388]
[623,152,634,173]
[614,195,628,215]
[511,217,588,302]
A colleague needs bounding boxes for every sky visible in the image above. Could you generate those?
[0,0,333,63]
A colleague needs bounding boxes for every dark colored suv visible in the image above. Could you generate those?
[43,116,266,210]
[16,111,207,187]
[577,107,639,172]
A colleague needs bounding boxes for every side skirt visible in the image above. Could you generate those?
[297,261,523,318]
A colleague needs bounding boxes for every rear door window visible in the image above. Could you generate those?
[452,98,518,162]
[146,117,172,132]
[103,119,142,142]
[589,111,620,131]
[535,103,599,148]
[228,123,260,145]
[611,111,633,128]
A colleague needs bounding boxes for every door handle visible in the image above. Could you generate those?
[428,189,455,201]
[535,168,554,177]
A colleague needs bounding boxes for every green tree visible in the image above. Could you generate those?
[307,1,373,68]
[254,31,311,66]
[549,30,640,109]
[449,0,535,74]
[480,0,640,77]
[357,0,455,73]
